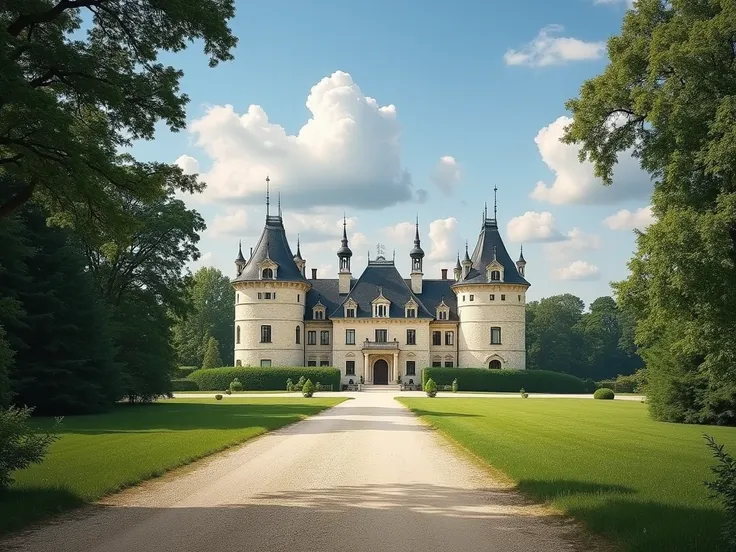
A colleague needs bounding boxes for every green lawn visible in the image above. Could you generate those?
[1,397,344,535]
[398,397,736,552]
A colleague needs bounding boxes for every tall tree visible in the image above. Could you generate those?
[201,336,223,370]
[172,267,234,367]
[0,1,236,224]
[563,0,736,424]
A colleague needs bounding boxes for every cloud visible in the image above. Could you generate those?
[531,116,651,205]
[384,221,416,244]
[604,206,655,231]
[184,70,420,210]
[554,261,600,281]
[594,0,634,6]
[507,211,567,243]
[209,208,250,237]
[545,228,601,260]
[504,25,606,68]
[175,154,200,175]
[428,217,459,261]
[432,156,461,196]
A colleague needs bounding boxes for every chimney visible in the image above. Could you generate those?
[311,268,317,279]
[441,269,448,280]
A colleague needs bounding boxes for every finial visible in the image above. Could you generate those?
[465,240,468,253]
[265,175,270,217]
[493,185,498,220]
[484,201,488,220]
[493,245,498,260]
[296,233,301,256]
[278,191,281,217]
[393,249,396,262]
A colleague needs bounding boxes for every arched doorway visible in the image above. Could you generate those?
[489,359,502,370]
[373,359,389,385]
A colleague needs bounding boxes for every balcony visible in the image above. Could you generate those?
[361,339,399,351]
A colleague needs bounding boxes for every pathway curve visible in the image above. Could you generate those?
[3,393,600,552]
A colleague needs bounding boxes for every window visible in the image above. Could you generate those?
[320,330,330,345]
[490,294,495,300]
[406,329,416,345]
[462,295,465,301]
[432,361,442,367]
[260,359,272,367]
[236,293,239,303]
[314,309,324,320]
[432,331,441,346]
[346,308,356,318]
[491,270,500,281]
[518,294,522,302]
[236,325,241,344]
[262,268,274,279]
[307,330,317,345]
[295,326,301,344]
[491,327,501,344]
[259,292,275,300]
[438,310,448,320]
[445,361,454,368]
[236,360,242,367]
[445,331,454,346]
[297,294,300,302]
[489,359,502,370]
[346,329,355,345]
[375,329,387,343]
[307,360,317,366]
[375,304,388,317]
[260,325,272,343]
[406,361,416,376]
[346,361,355,375]
[469,294,474,301]
[319,360,329,366]
[258,292,262,299]
[406,308,416,318]
[501,294,506,301]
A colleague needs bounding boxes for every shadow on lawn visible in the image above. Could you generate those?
[0,488,84,536]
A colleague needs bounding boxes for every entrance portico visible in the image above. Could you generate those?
[361,340,399,384]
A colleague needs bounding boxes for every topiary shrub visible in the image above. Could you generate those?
[594,388,615,400]
[422,367,589,393]
[452,378,458,393]
[520,388,529,398]
[302,379,315,398]
[171,378,199,392]
[704,435,736,549]
[225,389,232,395]
[0,406,59,490]
[229,378,243,392]
[425,378,438,398]
[215,394,223,400]
[187,367,340,391]
[286,378,294,392]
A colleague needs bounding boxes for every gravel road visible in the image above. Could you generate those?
[3,393,600,552]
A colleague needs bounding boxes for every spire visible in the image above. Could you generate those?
[337,212,352,272]
[415,214,420,241]
[463,240,471,263]
[455,251,461,270]
[342,213,348,244]
[484,201,488,220]
[278,191,281,217]
[235,240,245,262]
[265,175,270,218]
[493,185,498,220]
[518,244,526,263]
[294,234,303,261]
[410,215,425,261]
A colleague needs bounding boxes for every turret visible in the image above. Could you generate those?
[461,241,472,279]
[453,253,462,281]
[410,216,424,294]
[293,235,306,277]
[516,244,527,277]
[337,215,352,294]
[235,241,246,277]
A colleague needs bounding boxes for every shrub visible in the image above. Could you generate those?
[452,378,458,393]
[0,406,59,490]
[286,378,294,392]
[704,435,736,549]
[594,388,615,400]
[302,379,315,398]
[225,389,231,395]
[425,378,438,398]
[520,388,529,399]
[422,368,589,393]
[173,366,199,379]
[201,336,222,369]
[171,378,199,392]
[215,394,223,400]
[229,378,244,392]
[188,367,340,391]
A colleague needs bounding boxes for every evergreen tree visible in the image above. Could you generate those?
[201,337,223,369]
[0,326,13,408]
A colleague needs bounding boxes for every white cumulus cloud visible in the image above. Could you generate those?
[209,208,250,237]
[175,154,200,175]
[432,156,461,196]
[507,211,567,243]
[531,116,651,205]
[428,217,459,261]
[604,206,655,231]
[554,261,600,281]
[504,25,606,68]
[545,228,601,260]
[183,70,424,209]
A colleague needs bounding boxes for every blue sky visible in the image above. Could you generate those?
[133,0,650,307]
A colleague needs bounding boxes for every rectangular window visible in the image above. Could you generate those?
[438,311,447,320]
[320,330,330,345]
[258,292,262,299]
[297,294,300,302]
[432,331,441,346]
[319,360,329,366]
[406,308,416,318]
[346,329,355,345]
[375,329,387,343]
[307,330,317,345]
[445,331,454,346]
[406,361,416,376]
[260,359,272,367]
[406,329,416,345]
[314,310,324,320]
[491,327,502,344]
[375,304,387,317]
[264,292,272,300]
[444,361,454,368]
[501,294,506,301]
[307,360,317,366]
[469,294,474,301]
[462,295,465,301]
[490,294,495,300]
[518,294,522,302]
[346,361,355,375]
[260,325,271,343]
[346,308,355,318]
[432,361,442,367]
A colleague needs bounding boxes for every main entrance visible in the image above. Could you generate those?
[373,359,389,385]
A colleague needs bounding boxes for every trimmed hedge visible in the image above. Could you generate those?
[422,367,589,394]
[171,378,199,391]
[594,388,615,400]
[188,367,341,391]
[173,366,199,379]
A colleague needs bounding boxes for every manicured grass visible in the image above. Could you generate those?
[398,397,736,552]
[1,397,344,535]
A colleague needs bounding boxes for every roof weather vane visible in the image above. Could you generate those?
[376,243,386,258]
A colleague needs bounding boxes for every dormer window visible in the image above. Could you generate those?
[371,287,390,318]
[490,271,500,281]
[405,299,418,318]
[313,302,326,320]
[486,261,504,283]
[436,299,450,321]
[262,268,274,279]
[406,308,416,318]
[344,298,358,318]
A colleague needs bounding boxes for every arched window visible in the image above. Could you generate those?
[295,326,301,344]
[489,359,502,370]
[491,270,501,281]
[262,268,274,279]
[236,325,241,344]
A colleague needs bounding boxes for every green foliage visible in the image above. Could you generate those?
[0,1,236,224]
[173,366,199,379]
[188,367,341,392]
[520,388,528,399]
[215,395,223,401]
[564,2,736,425]
[201,336,223,369]
[285,378,294,392]
[302,379,315,398]
[0,326,13,408]
[451,378,458,393]
[0,406,57,490]
[172,267,234,367]
[423,368,589,393]
[704,435,736,549]
[594,388,615,400]
[171,379,199,392]
[424,378,438,398]
[229,378,243,393]
[400,397,736,552]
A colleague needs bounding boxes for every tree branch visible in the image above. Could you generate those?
[7,0,105,37]
[0,181,36,217]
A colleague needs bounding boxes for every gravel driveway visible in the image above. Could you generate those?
[3,392,601,552]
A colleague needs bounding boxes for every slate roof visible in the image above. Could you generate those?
[233,215,307,283]
[454,218,530,287]
[411,279,459,321]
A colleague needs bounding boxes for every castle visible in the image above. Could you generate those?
[232,183,529,386]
